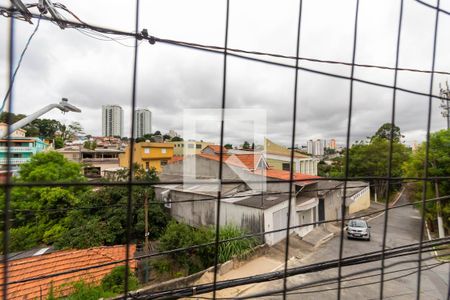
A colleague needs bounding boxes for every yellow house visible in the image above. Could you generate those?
[119,142,174,172]
[167,141,213,156]
[264,138,318,175]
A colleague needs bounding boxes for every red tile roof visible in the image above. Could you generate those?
[0,245,136,300]
[253,169,320,184]
[202,145,228,154]
[198,153,263,170]
[168,156,184,164]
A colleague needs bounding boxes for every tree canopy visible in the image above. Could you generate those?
[371,123,404,142]
[330,125,410,200]
[0,152,170,253]
[403,129,450,232]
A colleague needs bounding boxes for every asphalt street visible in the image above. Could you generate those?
[241,192,449,299]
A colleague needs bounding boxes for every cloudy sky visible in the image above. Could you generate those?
[1,0,450,147]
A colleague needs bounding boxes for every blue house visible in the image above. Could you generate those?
[0,123,49,177]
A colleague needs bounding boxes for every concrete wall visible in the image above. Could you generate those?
[156,188,263,236]
[348,186,371,214]
[322,187,342,221]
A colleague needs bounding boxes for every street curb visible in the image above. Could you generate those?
[235,252,317,296]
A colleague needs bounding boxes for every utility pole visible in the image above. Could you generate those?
[144,191,149,252]
[434,179,445,239]
[439,81,450,130]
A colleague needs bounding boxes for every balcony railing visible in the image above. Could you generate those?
[0,146,34,152]
[0,157,30,164]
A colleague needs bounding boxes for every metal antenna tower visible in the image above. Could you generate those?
[439,81,450,130]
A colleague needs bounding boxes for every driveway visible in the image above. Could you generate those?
[240,192,449,299]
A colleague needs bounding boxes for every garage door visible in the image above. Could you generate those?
[272,207,288,245]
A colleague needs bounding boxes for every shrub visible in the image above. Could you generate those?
[158,221,258,274]
[101,266,139,294]
[216,225,258,263]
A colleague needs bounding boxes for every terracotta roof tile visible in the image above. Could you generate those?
[253,169,320,184]
[0,245,135,299]
[202,145,228,154]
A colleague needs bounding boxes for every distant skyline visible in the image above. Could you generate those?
[1,0,449,147]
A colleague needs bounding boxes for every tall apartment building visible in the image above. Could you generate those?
[134,109,152,138]
[307,139,324,156]
[328,138,337,149]
[307,140,314,154]
[314,139,324,156]
[102,105,124,137]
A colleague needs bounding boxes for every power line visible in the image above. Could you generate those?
[183,260,445,299]
[2,5,450,77]
[1,15,41,113]
[131,238,450,299]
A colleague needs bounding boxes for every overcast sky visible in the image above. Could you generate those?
[1,0,450,147]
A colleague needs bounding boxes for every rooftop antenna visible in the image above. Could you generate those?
[439,81,450,130]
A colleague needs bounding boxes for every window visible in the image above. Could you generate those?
[161,160,168,166]
[161,148,167,154]
[188,144,194,149]
[196,144,202,149]
[282,163,290,171]
[145,162,149,170]
[144,148,150,154]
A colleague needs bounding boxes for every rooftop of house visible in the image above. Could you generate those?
[202,145,228,154]
[134,142,174,148]
[155,181,244,196]
[226,192,290,209]
[344,181,370,197]
[198,153,264,170]
[0,245,135,300]
[252,169,320,184]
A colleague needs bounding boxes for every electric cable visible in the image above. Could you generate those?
[1,15,41,113]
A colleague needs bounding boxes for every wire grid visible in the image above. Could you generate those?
[2,0,450,299]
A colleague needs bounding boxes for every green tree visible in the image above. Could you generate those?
[372,123,403,142]
[0,152,87,253]
[83,140,97,150]
[59,122,84,142]
[242,141,250,150]
[341,137,409,201]
[56,166,170,249]
[171,136,183,142]
[101,266,138,294]
[224,144,233,149]
[54,137,64,149]
[403,129,450,232]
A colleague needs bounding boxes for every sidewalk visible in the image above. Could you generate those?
[190,235,315,298]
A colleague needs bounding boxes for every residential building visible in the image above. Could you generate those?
[314,139,324,156]
[168,140,213,156]
[157,149,370,246]
[0,124,48,179]
[134,108,152,138]
[263,138,318,175]
[119,142,174,172]
[328,138,337,150]
[158,152,321,245]
[307,140,314,154]
[307,139,325,156]
[0,123,26,138]
[0,245,135,300]
[57,145,124,178]
[102,105,123,137]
